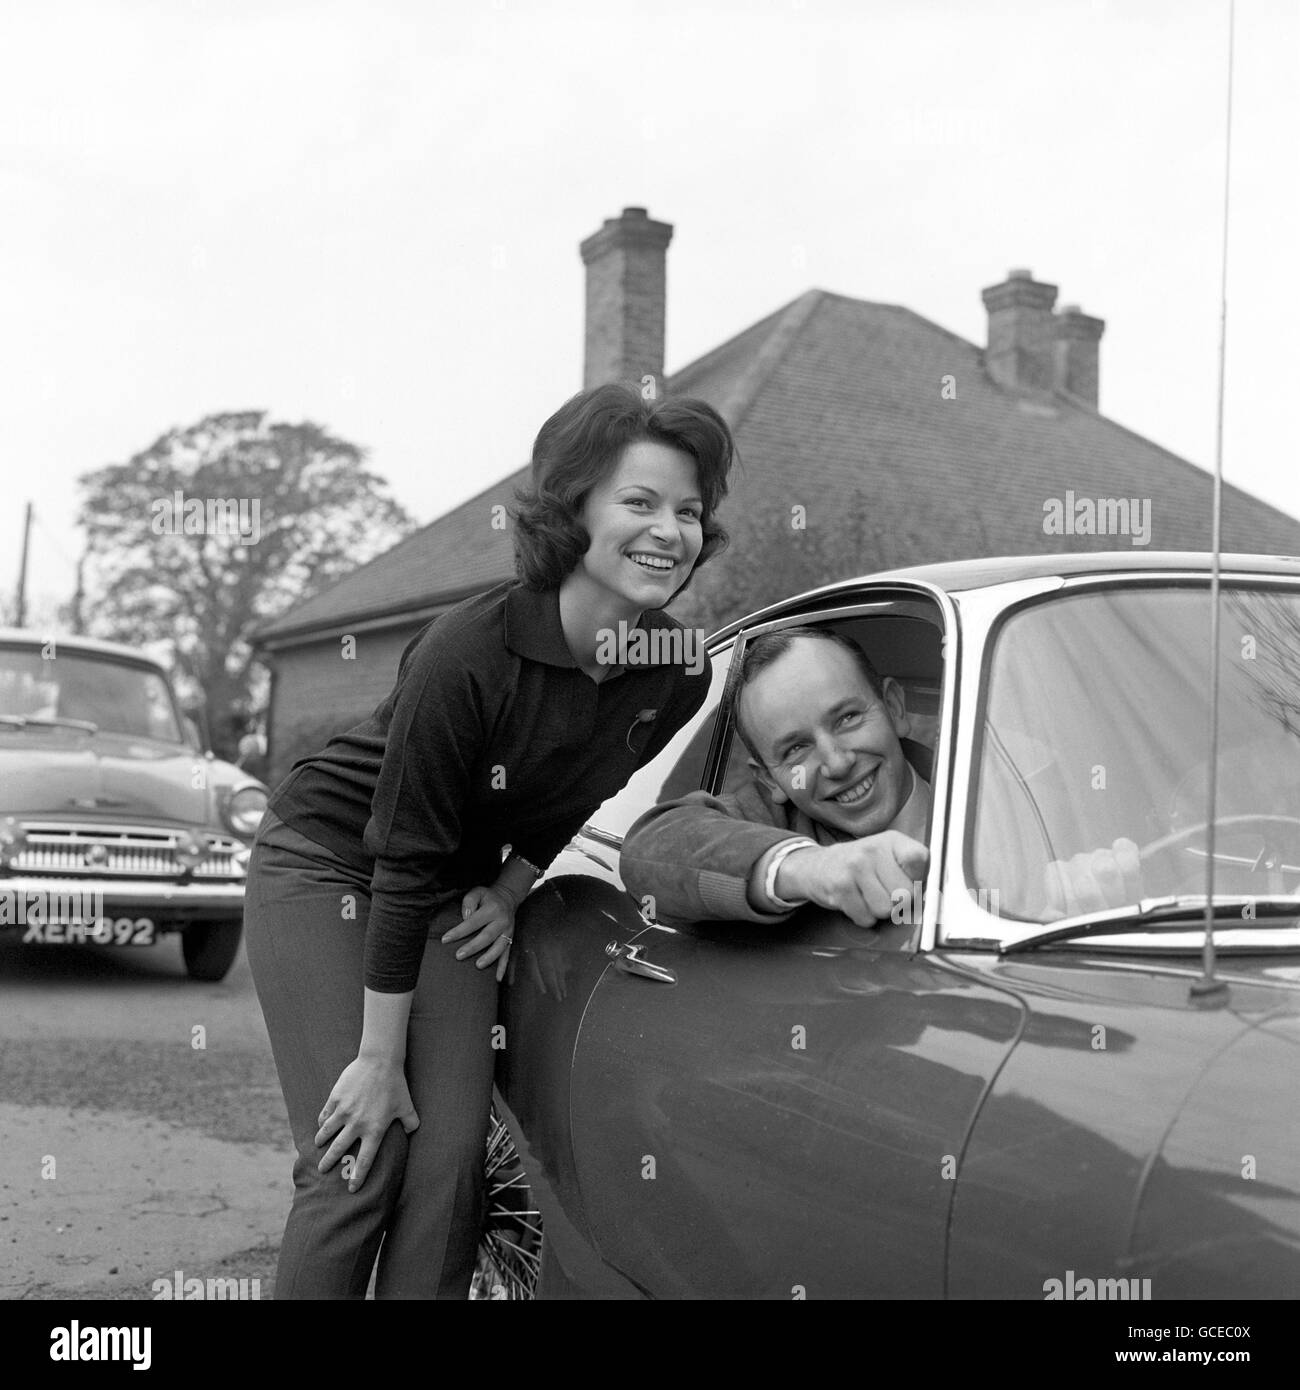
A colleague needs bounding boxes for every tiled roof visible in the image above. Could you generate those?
[255,468,525,643]
[254,289,1300,645]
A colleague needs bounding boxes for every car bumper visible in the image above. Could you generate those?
[0,875,247,924]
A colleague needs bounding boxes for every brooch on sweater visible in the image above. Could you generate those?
[626,708,658,754]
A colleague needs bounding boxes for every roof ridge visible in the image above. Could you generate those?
[715,289,826,430]
[258,576,515,646]
[667,298,796,386]
[255,283,1300,650]
[252,464,529,641]
[885,301,983,356]
[1052,386,1299,522]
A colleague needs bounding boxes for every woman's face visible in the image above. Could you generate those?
[574,441,704,612]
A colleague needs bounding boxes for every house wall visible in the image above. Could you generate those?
[264,622,427,789]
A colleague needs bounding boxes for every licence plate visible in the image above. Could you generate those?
[25,917,157,946]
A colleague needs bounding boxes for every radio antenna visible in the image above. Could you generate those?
[1192,0,1236,1000]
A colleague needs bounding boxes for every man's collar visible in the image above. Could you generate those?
[786,752,933,847]
[504,583,683,668]
[890,761,932,843]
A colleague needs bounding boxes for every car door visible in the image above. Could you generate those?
[563,594,1027,1298]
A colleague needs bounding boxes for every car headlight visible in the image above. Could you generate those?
[0,816,28,868]
[225,785,268,837]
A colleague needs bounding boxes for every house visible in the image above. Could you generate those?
[252,206,1300,785]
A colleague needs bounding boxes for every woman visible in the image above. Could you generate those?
[243,382,734,1298]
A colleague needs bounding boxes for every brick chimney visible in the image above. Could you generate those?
[579,206,673,389]
[1053,304,1105,408]
[981,268,1059,391]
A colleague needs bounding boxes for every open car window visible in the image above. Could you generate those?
[712,604,946,801]
[583,596,947,865]
[582,643,735,843]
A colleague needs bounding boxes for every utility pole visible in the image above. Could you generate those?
[15,500,33,628]
[69,548,86,634]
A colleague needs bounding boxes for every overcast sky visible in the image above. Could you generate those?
[3,0,1296,624]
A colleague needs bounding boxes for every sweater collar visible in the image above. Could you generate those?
[503,582,682,668]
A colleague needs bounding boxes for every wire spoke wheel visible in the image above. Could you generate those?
[470,1105,543,1299]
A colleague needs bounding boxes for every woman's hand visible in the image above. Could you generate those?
[315,1055,420,1192]
[441,884,518,980]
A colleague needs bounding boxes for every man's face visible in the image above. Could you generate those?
[737,638,913,836]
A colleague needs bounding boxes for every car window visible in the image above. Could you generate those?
[714,610,945,801]
[583,643,735,842]
[0,646,184,743]
[970,584,1300,921]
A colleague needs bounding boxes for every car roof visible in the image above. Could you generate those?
[0,627,168,669]
[870,550,1300,591]
[811,550,1300,596]
[705,551,1300,642]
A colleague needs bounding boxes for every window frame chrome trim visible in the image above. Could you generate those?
[940,569,1300,952]
[576,639,738,850]
[702,583,960,954]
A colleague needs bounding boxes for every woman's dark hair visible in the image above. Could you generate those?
[510,383,735,595]
[731,626,884,768]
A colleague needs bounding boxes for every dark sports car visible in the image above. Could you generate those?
[477,553,1300,1300]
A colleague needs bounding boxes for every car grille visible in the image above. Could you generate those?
[6,823,247,879]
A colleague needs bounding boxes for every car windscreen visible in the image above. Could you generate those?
[969,585,1300,921]
[0,646,184,743]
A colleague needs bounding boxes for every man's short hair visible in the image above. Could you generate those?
[731,626,885,769]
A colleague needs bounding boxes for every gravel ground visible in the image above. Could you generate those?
[0,935,289,1302]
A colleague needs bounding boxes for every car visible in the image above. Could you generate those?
[0,628,267,981]
[474,552,1300,1300]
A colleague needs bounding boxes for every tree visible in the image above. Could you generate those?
[670,502,842,636]
[77,411,415,760]
[669,484,938,637]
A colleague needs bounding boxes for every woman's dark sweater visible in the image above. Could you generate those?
[266,580,709,991]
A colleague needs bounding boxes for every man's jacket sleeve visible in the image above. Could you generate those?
[619,778,805,927]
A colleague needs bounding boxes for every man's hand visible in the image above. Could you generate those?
[776,832,930,926]
[1042,836,1142,918]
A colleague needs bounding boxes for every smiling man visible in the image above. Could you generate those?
[620,625,1141,930]
[620,627,933,929]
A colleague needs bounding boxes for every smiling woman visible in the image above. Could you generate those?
[509,392,730,603]
[240,381,737,1300]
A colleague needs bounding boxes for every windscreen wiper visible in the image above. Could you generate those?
[0,714,99,734]
[999,895,1300,954]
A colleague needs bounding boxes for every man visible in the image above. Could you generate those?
[620,626,1140,928]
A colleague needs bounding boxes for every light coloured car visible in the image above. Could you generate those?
[0,628,266,981]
